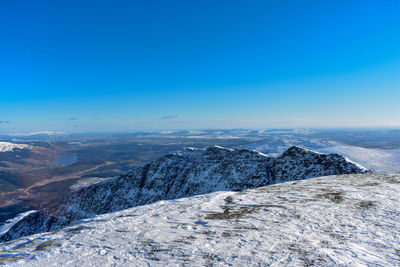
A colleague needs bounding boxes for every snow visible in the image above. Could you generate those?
[70,177,112,191]
[0,211,37,236]
[11,131,65,137]
[213,145,235,151]
[1,173,399,266]
[0,142,31,152]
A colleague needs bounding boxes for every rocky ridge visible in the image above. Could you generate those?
[0,146,368,241]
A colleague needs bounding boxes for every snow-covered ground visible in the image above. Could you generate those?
[1,173,399,266]
[0,142,31,152]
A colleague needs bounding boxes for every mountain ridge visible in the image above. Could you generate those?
[0,145,368,242]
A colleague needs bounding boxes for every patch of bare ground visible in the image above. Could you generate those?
[316,191,344,204]
[198,231,216,236]
[233,225,259,230]
[34,240,58,252]
[0,254,29,264]
[358,200,376,209]
[395,249,400,258]
[6,238,59,259]
[205,205,261,220]
[387,177,400,184]
[221,232,232,238]
[10,240,34,251]
[224,196,233,204]
[287,243,327,266]
[360,182,380,187]
[139,240,170,261]
[115,229,130,233]
[202,253,224,265]
[173,235,196,245]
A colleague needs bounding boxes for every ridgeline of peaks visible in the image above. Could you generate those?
[0,146,368,241]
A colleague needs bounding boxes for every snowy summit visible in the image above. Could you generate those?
[0,142,31,152]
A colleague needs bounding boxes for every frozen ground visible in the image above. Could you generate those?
[1,173,399,266]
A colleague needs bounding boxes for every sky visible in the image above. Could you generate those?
[1,0,399,133]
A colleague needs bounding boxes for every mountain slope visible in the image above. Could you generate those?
[0,146,368,242]
[1,173,399,266]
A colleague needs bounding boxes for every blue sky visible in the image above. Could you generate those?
[1,0,399,133]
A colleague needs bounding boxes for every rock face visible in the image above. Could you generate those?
[0,146,368,241]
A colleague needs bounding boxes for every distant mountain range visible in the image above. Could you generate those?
[0,145,368,242]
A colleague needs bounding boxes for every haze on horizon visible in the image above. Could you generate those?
[1,1,399,133]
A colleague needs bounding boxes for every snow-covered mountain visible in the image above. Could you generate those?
[0,142,31,152]
[0,146,368,242]
[11,131,65,137]
[1,173,398,266]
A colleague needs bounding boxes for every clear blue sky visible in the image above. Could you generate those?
[1,0,399,133]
